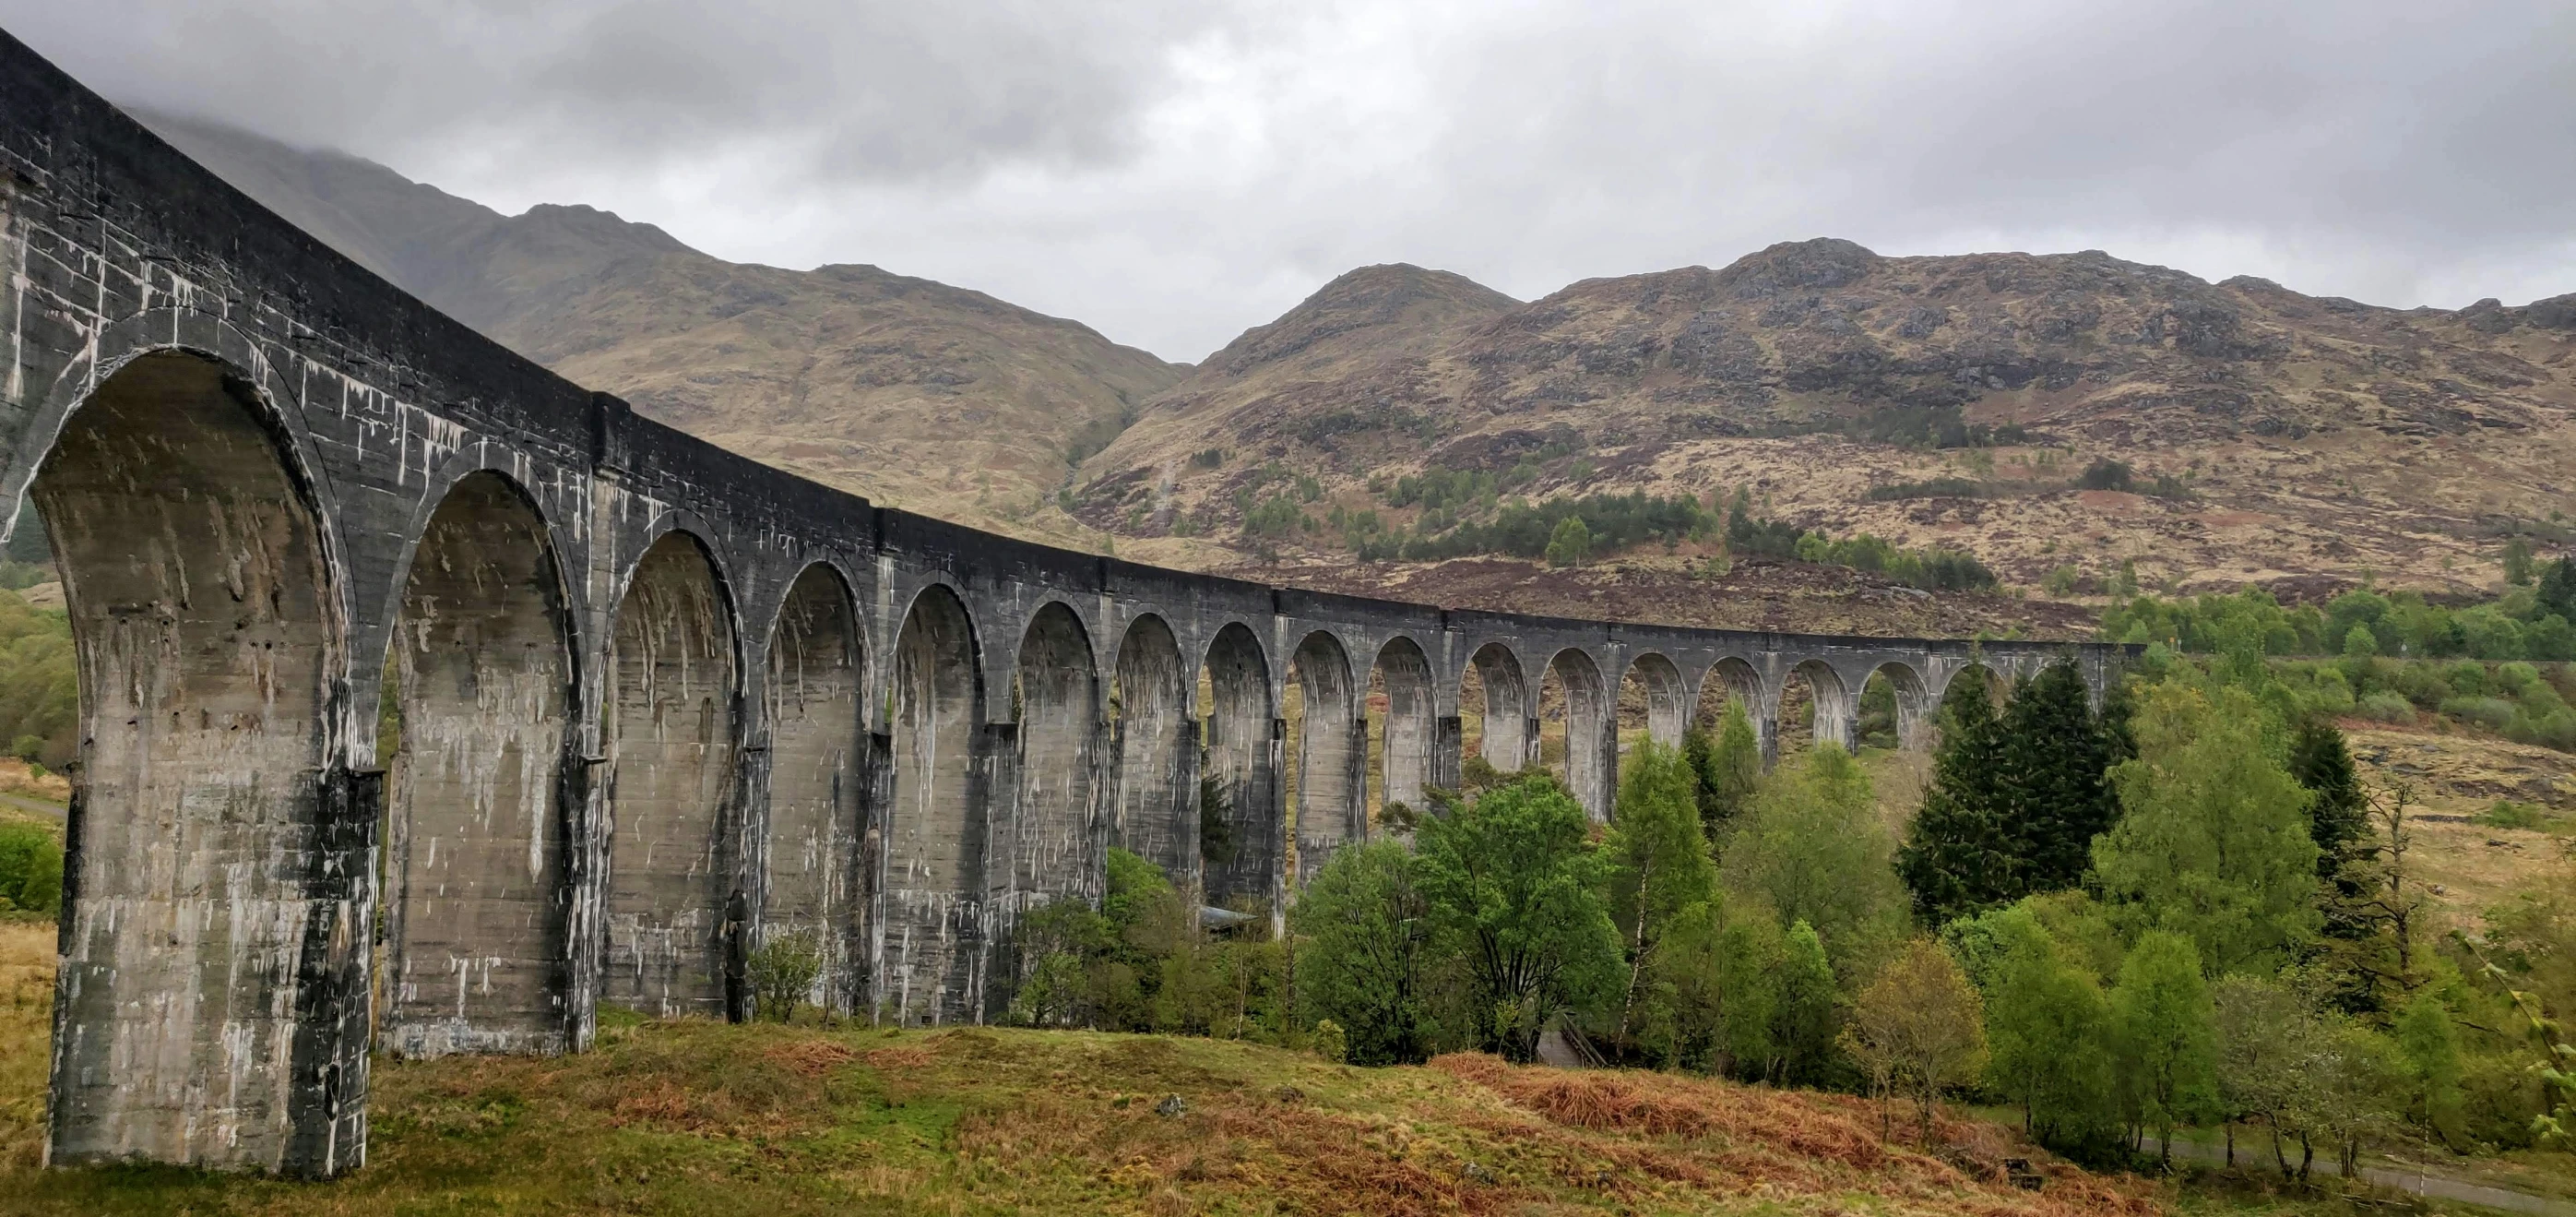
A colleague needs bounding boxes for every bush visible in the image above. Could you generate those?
[2477,800,2546,829]
[0,822,59,913]
[2439,696,2517,732]
[2358,692,2417,723]
[746,930,824,1022]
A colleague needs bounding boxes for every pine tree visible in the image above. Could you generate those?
[2289,717,2368,883]
[2543,556,2576,621]
[1999,662,2121,894]
[1898,676,2017,924]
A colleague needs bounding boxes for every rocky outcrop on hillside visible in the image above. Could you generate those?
[141,111,1187,536]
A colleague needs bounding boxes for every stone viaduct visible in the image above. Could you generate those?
[0,31,2127,1178]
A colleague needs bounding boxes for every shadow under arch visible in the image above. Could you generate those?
[36,348,355,1174]
[1200,622,1277,917]
[1369,635,1437,827]
[604,529,740,1020]
[1619,652,1689,750]
[1000,602,1100,937]
[762,562,866,1018]
[1462,642,1531,775]
[1541,648,1611,821]
[1288,630,1361,886]
[380,469,579,1060]
[1773,658,1853,764]
[1857,660,1932,750]
[881,582,986,1025]
[1108,614,1193,883]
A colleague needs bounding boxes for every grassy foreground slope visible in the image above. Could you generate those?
[0,936,2148,1216]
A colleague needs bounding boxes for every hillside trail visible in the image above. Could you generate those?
[2146,1134,2576,1215]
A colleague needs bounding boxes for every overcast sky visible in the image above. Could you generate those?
[6,1,2571,362]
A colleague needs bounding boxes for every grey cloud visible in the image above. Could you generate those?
[1,0,2569,360]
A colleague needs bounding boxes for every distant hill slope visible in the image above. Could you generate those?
[138,112,1189,539]
[1086,239,2576,609]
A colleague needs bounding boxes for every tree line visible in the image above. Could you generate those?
[1001,650,2576,1175]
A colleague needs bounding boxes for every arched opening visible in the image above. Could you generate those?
[604,531,738,1020]
[1199,623,1276,916]
[381,471,575,1058]
[36,350,345,1170]
[884,584,983,1025]
[1003,603,1099,922]
[1109,614,1191,884]
[1941,662,2010,714]
[1858,662,1930,752]
[1540,649,1610,820]
[1693,658,1763,740]
[1368,637,1436,829]
[1289,631,1360,886]
[762,564,863,1019]
[1774,659,1852,760]
[1463,642,1529,776]
[1617,652,1687,756]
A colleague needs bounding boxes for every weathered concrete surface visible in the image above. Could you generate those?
[0,28,2134,1176]
[383,471,574,1058]
[603,532,737,1019]
[36,352,365,1175]
[882,585,983,1024]
[759,564,863,1013]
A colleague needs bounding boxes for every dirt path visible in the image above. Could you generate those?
[2151,1135,2576,1215]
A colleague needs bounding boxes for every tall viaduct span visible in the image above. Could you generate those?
[0,31,2125,1178]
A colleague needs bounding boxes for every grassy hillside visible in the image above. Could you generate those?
[0,935,2162,1217]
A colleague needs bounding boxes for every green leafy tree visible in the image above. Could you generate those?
[1606,739,1720,1045]
[2110,931,2220,1162]
[1898,676,2015,924]
[1722,743,1905,969]
[2212,974,2310,1172]
[1544,516,1592,567]
[2093,683,2321,973]
[0,821,61,913]
[1773,918,1843,1086]
[1638,898,1781,1076]
[1415,776,1624,1061]
[1979,906,2118,1151]
[2505,537,2537,586]
[2391,989,2466,1147]
[1291,841,1440,1065]
[1845,937,1988,1143]
[1683,700,1764,844]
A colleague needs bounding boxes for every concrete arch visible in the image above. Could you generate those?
[37,347,353,1173]
[602,530,740,1020]
[1201,621,1278,916]
[1108,613,1194,884]
[1859,660,1933,750]
[1370,635,1438,824]
[1544,648,1613,821]
[1001,602,1102,928]
[761,562,866,1017]
[1464,641,1533,774]
[881,582,986,1024]
[1694,654,1773,763]
[1289,630,1363,887]
[1938,661,2011,709]
[380,469,578,1060]
[1775,658,1855,758]
[1620,652,1689,748]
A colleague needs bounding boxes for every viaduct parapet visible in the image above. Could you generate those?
[0,30,2129,1176]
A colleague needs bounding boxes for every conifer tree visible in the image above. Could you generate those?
[1897,676,2017,924]
[1999,663,2122,893]
[2290,717,2368,883]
